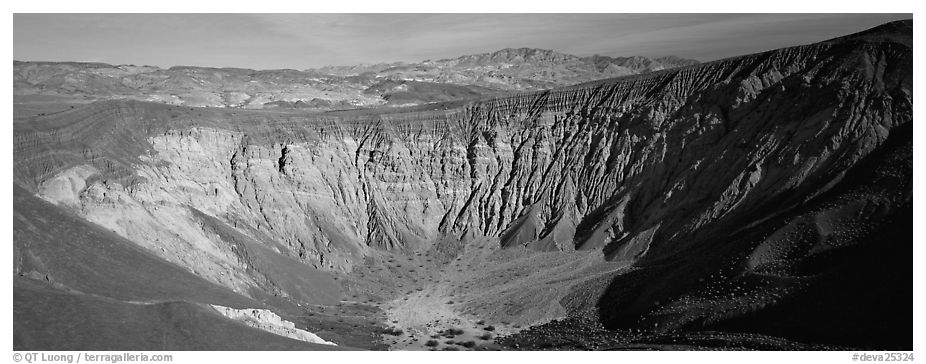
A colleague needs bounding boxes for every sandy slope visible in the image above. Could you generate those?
[374,237,628,350]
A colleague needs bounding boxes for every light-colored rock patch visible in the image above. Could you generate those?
[37,164,99,207]
[211,305,336,346]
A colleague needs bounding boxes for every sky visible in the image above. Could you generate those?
[13,13,912,70]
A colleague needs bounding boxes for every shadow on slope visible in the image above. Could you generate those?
[14,278,350,351]
[597,122,912,350]
[189,208,342,306]
[500,120,911,351]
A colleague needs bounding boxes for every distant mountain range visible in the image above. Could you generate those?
[317,48,699,90]
[13,48,698,111]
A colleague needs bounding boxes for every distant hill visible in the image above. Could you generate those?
[13,49,698,111]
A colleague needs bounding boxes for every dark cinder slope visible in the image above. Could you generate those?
[504,20,913,350]
[14,278,350,351]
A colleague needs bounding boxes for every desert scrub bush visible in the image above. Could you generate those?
[483,325,495,331]
[383,327,404,336]
[479,333,493,340]
[425,340,439,347]
[461,341,476,348]
[445,328,465,335]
